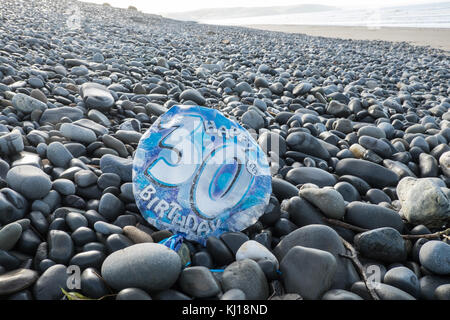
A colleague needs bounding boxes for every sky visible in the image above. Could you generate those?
[79,0,446,14]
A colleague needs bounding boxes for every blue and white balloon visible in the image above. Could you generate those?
[132,105,271,245]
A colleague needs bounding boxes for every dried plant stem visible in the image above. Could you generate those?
[324,217,450,240]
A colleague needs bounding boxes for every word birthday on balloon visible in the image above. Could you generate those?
[138,183,222,237]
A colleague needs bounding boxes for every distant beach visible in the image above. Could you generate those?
[243,25,450,51]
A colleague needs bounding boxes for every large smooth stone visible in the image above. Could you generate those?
[345,202,404,232]
[221,259,269,300]
[40,107,84,125]
[47,230,74,265]
[335,159,399,188]
[383,266,420,298]
[0,268,38,296]
[6,165,51,200]
[274,224,360,289]
[60,123,97,144]
[286,132,330,160]
[299,187,345,219]
[280,245,337,299]
[80,82,114,111]
[33,264,68,300]
[101,243,181,291]
[47,142,74,168]
[12,93,47,113]
[286,167,336,187]
[397,177,450,228]
[419,241,450,275]
[354,227,407,262]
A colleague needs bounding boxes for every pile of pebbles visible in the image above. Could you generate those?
[0,0,449,300]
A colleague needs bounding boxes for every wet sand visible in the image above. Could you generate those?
[244,25,450,52]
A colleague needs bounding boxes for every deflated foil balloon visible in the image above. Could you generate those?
[132,105,271,245]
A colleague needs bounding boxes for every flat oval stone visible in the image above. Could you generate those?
[101,243,181,291]
[336,159,399,188]
[60,123,97,144]
[286,167,336,187]
[383,266,420,298]
[0,222,22,250]
[40,107,83,125]
[80,82,114,111]
[6,165,51,200]
[354,227,407,263]
[122,226,153,243]
[0,268,38,296]
[47,230,74,264]
[345,202,404,232]
[286,132,330,160]
[71,227,97,246]
[47,142,73,168]
[69,250,106,271]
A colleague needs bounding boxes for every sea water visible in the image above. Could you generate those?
[200,2,450,28]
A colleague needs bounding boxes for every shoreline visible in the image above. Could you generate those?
[242,24,450,52]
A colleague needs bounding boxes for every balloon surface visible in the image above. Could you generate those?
[132,105,271,244]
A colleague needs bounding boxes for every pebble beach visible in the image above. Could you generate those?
[0,0,449,301]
